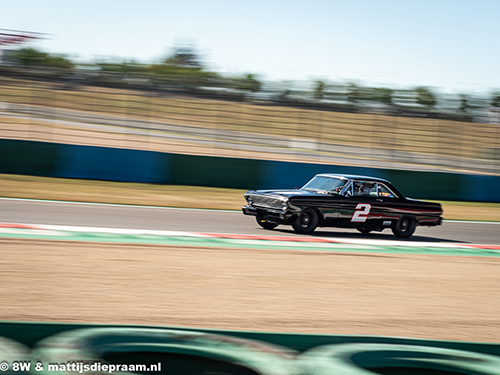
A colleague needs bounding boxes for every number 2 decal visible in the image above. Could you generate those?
[351,203,371,222]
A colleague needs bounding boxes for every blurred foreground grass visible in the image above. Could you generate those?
[1,174,499,222]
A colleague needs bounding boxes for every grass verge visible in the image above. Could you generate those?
[1,173,500,222]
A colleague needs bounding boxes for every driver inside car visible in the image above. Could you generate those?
[355,182,376,196]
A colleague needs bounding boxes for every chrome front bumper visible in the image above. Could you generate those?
[242,205,294,222]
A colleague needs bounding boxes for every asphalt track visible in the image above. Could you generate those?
[1,198,499,245]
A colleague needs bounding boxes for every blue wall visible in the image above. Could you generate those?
[0,139,498,202]
[57,144,167,183]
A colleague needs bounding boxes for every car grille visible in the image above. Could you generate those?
[250,195,283,209]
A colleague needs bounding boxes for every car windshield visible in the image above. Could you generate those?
[301,176,346,194]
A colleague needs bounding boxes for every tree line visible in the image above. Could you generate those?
[3,46,500,116]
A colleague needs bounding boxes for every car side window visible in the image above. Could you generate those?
[378,183,398,198]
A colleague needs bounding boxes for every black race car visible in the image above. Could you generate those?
[242,174,442,238]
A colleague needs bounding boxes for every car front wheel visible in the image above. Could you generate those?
[292,208,319,234]
[392,216,416,238]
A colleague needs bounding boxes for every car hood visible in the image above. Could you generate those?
[245,189,328,198]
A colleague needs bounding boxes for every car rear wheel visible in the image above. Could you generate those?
[392,216,416,238]
[256,216,278,230]
[292,208,318,234]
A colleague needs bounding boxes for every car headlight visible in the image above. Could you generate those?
[247,197,253,205]
[282,201,288,211]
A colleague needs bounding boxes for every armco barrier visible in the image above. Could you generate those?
[0,139,499,202]
[0,322,500,374]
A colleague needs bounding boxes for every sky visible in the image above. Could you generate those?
[2,0,500,94]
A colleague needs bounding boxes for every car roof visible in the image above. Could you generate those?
[315,173,391,184]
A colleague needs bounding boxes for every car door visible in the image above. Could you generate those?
[338,180,383,227]
[374,182,404,226]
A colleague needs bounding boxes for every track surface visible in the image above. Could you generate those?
[2,198,499,245]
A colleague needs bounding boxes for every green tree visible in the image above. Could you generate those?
[491,92,500,107]
[372,87,394,104]
[415,86,437,108]
[313,80,326,100]
[346,83,360,102]
[12,47,74,69]
[97,61,147,74]
[45,55,74,70]
[460,94,470,113]
[13,47,48,67]
[346,83,374,102]
[231,74,261,92]
[164,46,203,69]
[147,45,220,88]
[278,80,294,100]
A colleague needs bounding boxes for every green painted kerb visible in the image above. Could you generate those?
[1,229,499,257]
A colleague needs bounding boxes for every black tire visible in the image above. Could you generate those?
[256,216,278,230]
[356,227,372,235]
[292,208,319,234]
[392,216,416,238]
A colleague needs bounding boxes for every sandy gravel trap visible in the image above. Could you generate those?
[1,238,499,343]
